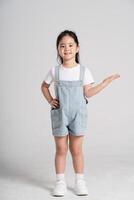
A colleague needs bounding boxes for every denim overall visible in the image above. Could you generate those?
[50,65,88,136]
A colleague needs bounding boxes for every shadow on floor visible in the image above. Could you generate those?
[0,167,54,195]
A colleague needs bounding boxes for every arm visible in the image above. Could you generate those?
[41,81,53,103]
[84,74,120,98]
[41,81,60,108]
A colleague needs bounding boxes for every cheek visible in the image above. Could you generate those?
[58,50,64,57]
[73,46,78,52]
[72,49,78,54]
[60,48,64,53]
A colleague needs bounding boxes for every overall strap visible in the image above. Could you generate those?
[55,65,85,82]
[80,65,89,104]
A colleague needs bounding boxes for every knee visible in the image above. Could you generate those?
[69,145,82,157]
[56,145,68,156]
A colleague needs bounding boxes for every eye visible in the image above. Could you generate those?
[60,45,65,48]
[69,44,73,47]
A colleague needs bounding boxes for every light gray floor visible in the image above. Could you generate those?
[0,156,134,200]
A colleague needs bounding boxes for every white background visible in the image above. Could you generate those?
[0,0,134,199]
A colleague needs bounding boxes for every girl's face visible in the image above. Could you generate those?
[57,35,79,63]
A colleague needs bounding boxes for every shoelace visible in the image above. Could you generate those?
[55,180,66,188]
[75,179,87,188]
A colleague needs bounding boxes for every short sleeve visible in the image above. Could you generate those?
[83,67,95,85]
[43,67,54,84]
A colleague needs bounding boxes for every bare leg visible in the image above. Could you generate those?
[69,134,84,173]
[53,135,68,174]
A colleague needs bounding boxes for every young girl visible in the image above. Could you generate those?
[41,30,120,197]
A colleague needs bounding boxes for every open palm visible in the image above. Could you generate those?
[103,74,120,84]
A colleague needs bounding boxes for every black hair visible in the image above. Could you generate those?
[56,30,80,64]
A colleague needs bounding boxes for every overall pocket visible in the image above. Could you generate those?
[50,108,62,130]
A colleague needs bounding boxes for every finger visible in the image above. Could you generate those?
[54,100,60,105]
[53,100,60,104]
[113,74,120,79]
[51,103,55,107]
[109,75,113,78]
[53,102,60,107]
[115,74,120,78]
[52,102,58,107]
[52,104,59,108]
[55,100,60,104]
[54,99,59,102]
[53,99,59,102]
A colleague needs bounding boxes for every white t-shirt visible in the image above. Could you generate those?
[44,64,95,86]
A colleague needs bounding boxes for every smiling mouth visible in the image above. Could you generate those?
[64,53,71,55]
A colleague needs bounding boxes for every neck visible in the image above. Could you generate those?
[62,60,78,68]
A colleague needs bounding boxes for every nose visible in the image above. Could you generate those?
[65,45,69,51]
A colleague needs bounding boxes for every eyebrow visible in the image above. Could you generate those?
[60,42,74,45]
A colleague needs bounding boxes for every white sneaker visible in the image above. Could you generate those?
[74,178,88,196]
[53,179,67,197]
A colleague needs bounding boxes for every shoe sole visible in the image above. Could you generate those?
[52,190,67,197]
[53,194,64,197]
